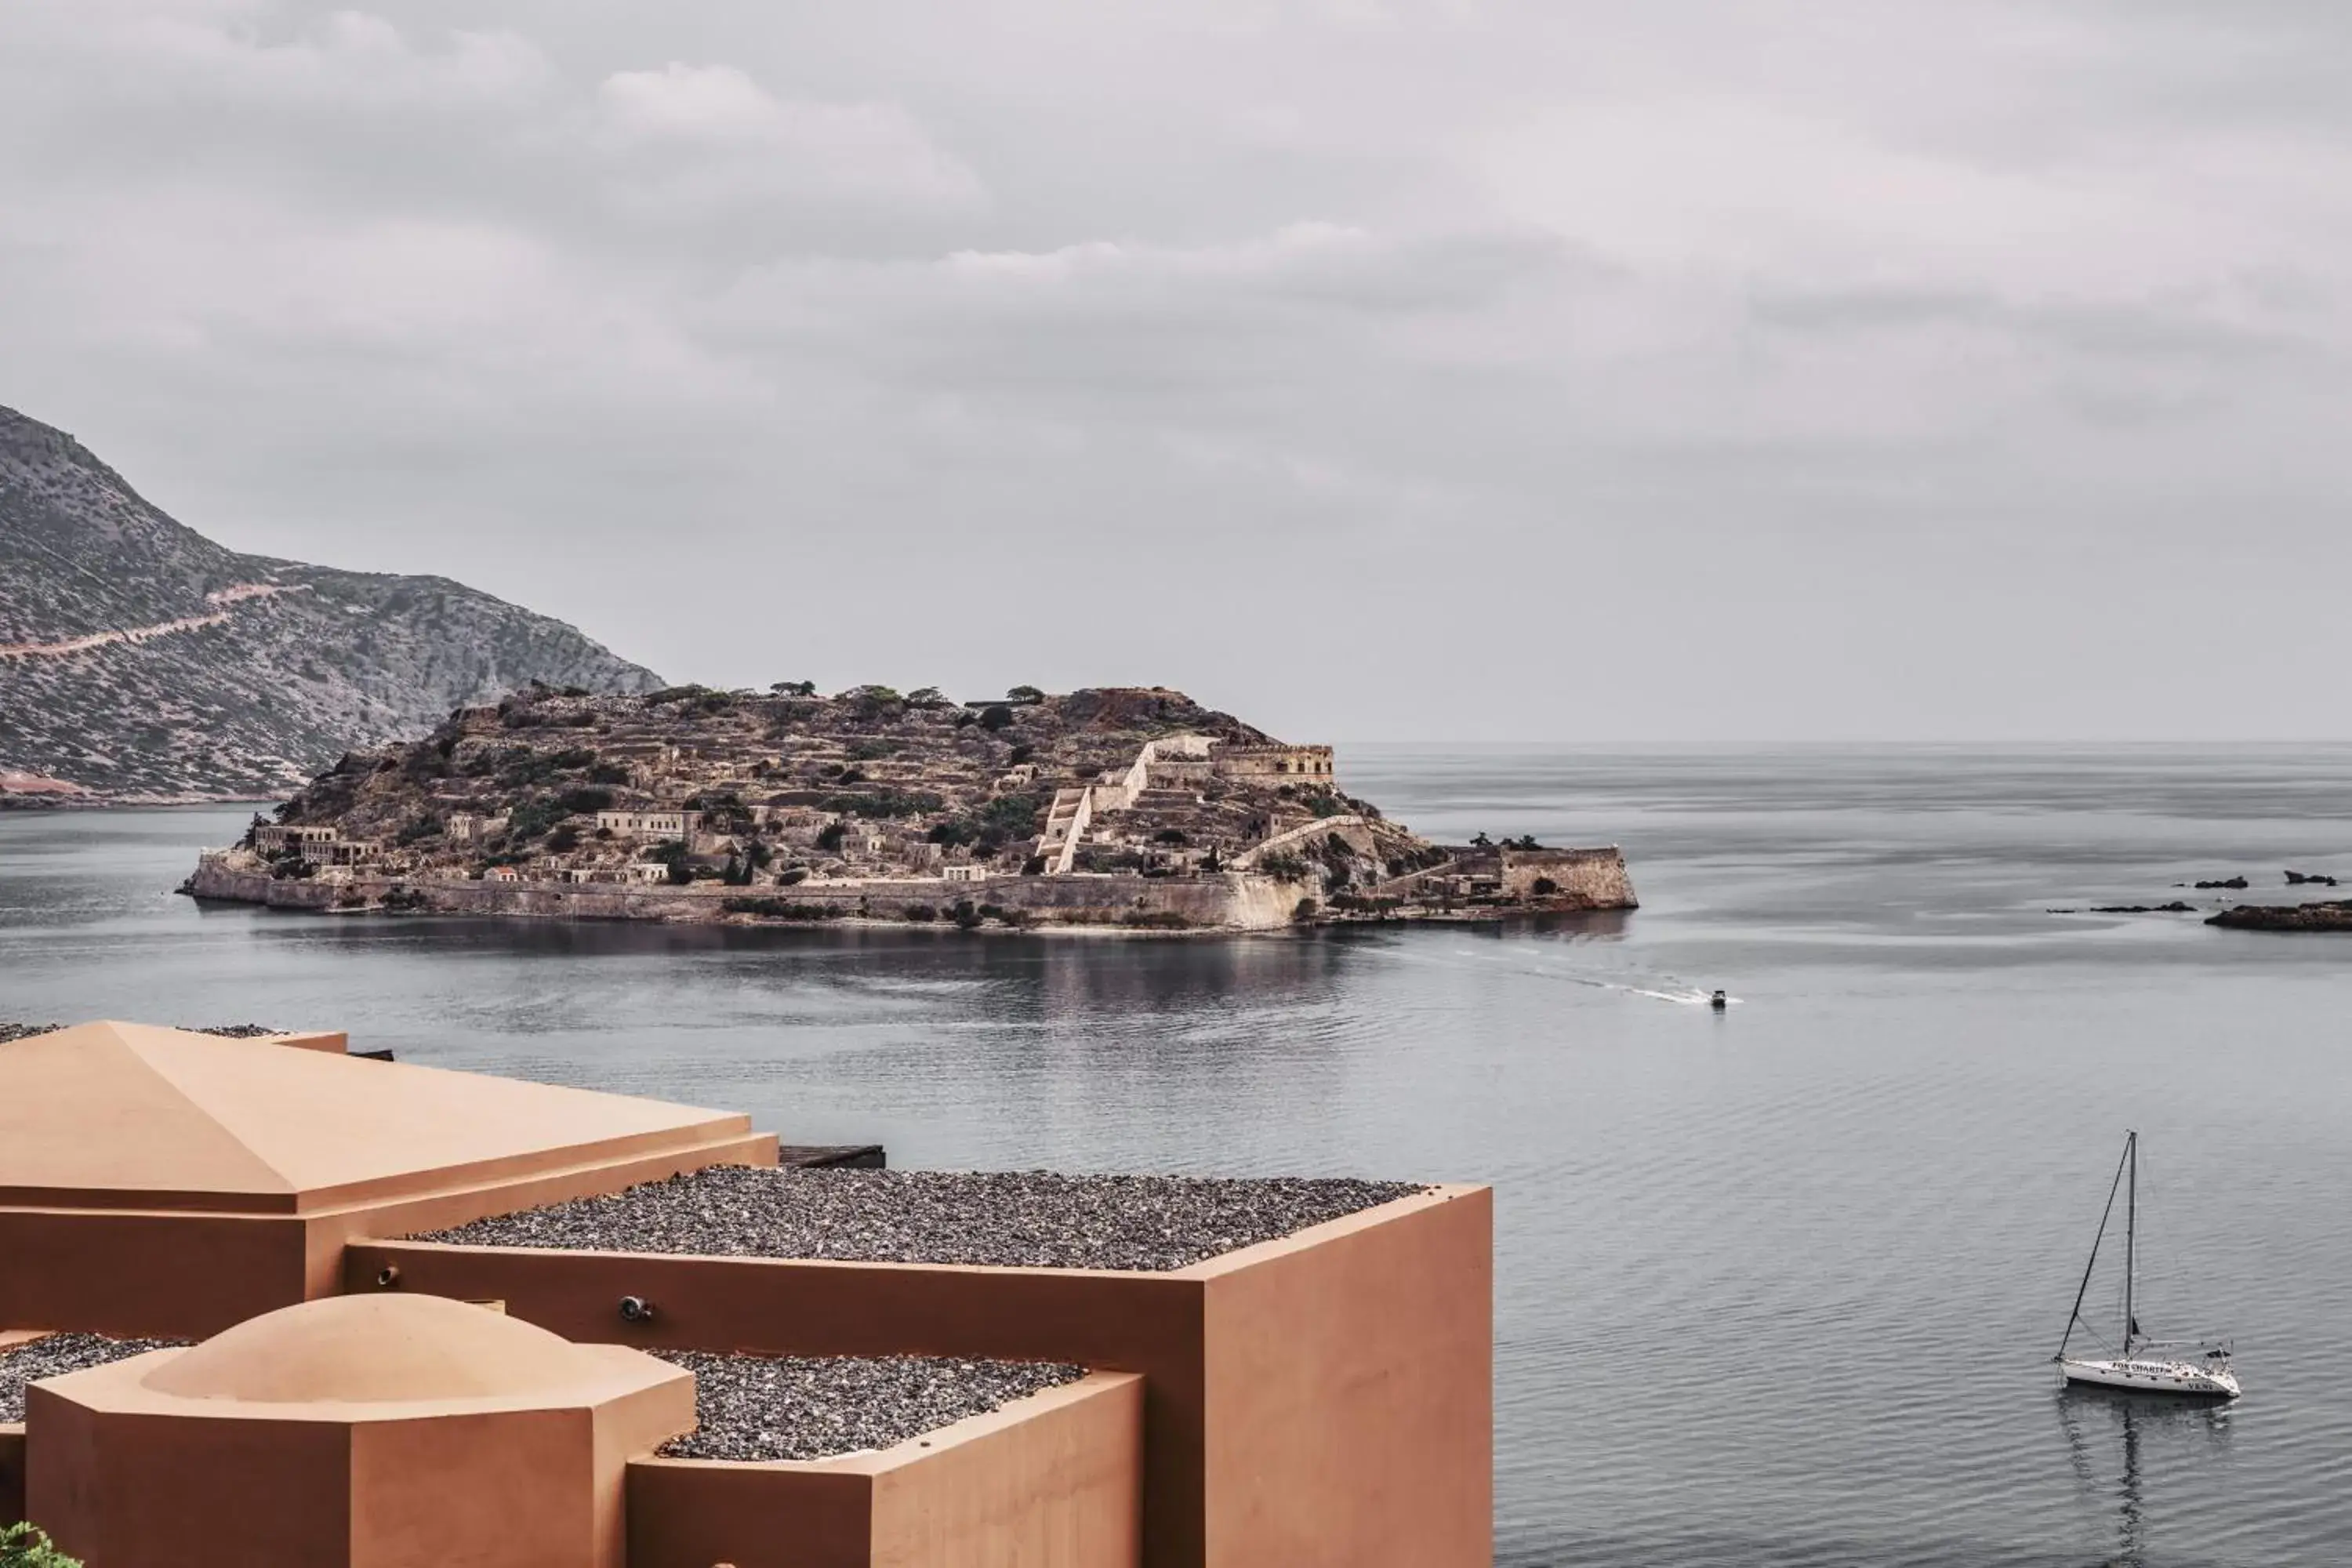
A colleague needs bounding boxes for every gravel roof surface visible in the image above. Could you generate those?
[414,1167,1425,1271]
[1,1022,283,1044]
[0,1334,186,1421]
[650,1351,1084,1461]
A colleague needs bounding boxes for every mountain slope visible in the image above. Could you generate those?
[0,406,662,800]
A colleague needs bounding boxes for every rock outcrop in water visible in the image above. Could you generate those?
[2206,900,2352,932]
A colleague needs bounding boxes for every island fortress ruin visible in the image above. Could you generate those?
[183,684,1635,931]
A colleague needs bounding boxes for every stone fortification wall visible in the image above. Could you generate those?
[1211,744,1335,782]
[1144,759,1214,788]
[186,850,1631,927]
[185,859,1300,932]
[1231,814,1369,869]
[1039,786,1094,874]
[1497,848,1637,908]
[667,872,1294,932]
[975,872,1296,930]
[1367,845,1637,911]
[1089,734,1214,815]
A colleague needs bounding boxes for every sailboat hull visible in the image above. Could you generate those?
[2059,1356,2240,1399]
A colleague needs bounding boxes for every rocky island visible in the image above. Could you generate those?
[183,683,1635,932]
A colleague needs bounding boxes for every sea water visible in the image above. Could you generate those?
[4,744,2349,1566]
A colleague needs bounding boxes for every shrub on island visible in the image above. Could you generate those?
[720,897,843,921]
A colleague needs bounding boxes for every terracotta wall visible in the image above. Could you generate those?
[339,1243,1210,1563]
[0,1134,774,1339]
[630,1372,1142,1568]
[295,1130,776,1300]
[261,1032,350,1054]
[2,1331,45,1519]
[1199,1187,1492,1568]
[26,1356,691,1568]
[869,1372,1142,1568]
[633,1461,873,1566]
[30,1388,357,1566]
[0,1423,23,1525]
[0,1209,308,1339]
[340,1186,1490,1568]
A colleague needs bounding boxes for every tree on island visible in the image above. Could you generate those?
[648,838,692,885]
[2,1523,82,1567]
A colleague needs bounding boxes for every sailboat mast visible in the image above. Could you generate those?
[2123,1130,2138,1356]
[2056,1132,2132,1362]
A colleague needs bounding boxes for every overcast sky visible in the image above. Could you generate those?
[5,2,2350,742]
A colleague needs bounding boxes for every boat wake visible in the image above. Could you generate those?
[1446,949,1737,1007]
[1630,985,1737,1007]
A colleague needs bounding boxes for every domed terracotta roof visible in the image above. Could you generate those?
[143,1294,601,1403]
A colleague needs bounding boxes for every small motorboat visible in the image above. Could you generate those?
[1708,990,1728,1011]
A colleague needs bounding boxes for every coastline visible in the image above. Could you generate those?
[182,848,1638,935]
[1,791,279,811]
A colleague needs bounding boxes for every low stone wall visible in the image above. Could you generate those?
[186,862,1301,933]
[186,862,722,922]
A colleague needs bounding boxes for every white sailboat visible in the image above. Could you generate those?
[2053,1130,2239,1399]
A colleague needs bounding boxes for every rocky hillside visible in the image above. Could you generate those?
[267,682,1389,877]
[0,405,662,800]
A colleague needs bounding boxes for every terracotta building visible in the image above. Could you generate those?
[0,1022,1492,1568]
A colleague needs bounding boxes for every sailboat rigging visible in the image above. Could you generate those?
[2053,1130,2238,1399]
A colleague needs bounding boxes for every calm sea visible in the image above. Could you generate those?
[5,745,2350,1567]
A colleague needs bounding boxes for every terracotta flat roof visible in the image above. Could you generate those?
[0,1022,759,1216]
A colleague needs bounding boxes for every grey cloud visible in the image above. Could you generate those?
[1748,286,2299,364]
[4,0,2352,741]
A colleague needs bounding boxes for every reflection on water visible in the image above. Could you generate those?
[7,747,2352,1566]
[2055,1387,2234,1568]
